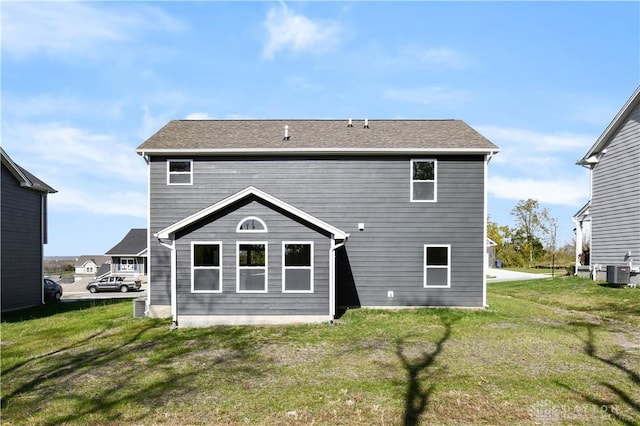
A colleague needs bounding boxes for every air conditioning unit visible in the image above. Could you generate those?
[133,297,147,318]
[607,265,630,284]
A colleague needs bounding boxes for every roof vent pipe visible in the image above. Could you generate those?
[283,125,290,140]
[364,119,369,129]
[348,118,353,128]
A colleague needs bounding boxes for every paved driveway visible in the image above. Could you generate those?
[487,268,551,282]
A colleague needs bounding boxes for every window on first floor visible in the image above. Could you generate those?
[424,245,450,288]
[120,258,135,271]
[237,242,267,293]
[167,159,192,185]
[283,242,313,293]
[192,242,222,293]
[411,159,437,202]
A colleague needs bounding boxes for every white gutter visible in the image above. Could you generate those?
[136,147,500,157]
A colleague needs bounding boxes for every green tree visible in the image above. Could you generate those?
[510,199,549,268]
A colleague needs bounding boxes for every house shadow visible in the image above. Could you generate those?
[335,246,360,318]
[558,322,639,425]
[395,313,455,426]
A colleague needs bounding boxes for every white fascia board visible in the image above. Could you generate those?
[138,147,500,156]
[578,86,640,164]
[156,186,349,241]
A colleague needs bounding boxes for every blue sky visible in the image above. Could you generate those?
[2,1,639,256]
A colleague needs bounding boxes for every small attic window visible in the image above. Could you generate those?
[237,217,267,233]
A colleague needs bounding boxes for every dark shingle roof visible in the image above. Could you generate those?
[137,119,498,154]
[1,147,57,193]
[105,229,147,256]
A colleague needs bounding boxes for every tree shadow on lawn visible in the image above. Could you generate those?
[557,322,640,426]
[1,299,127,323]
[394,312,457,426]
[1,322,262,425]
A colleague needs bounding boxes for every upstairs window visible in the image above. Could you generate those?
[411,159,437,202]
[424,245,450,288]
[167,160,192,185]
[236,217,268,233]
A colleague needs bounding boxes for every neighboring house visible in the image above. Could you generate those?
[486,238,497,268]
[105,228,148,277]
[1,148,57,312]
[574,86,640,283]
[136,119,499,326]
[74,255,111,277]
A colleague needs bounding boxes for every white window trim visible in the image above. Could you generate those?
[236,241,268,293]
[120,257,135,271]
[423,244,451,288]
[236,216,268,233]
[410,159,437,203]
[282,241,314,294]
[167,159,193,186]
[191,241,223,293]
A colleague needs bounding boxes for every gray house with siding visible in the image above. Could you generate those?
[575,86,640,284]
[137,119,499,326]
[105,228,148,277]
[1,148,57,312]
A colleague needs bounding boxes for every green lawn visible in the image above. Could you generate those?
[1,278,639,425]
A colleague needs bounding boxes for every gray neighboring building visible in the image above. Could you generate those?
[1,148,56,312]
[575,87,640,283]
[105,228,148,277]
[137,119,499,326]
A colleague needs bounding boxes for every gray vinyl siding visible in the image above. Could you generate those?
[1,164,44,312]
[590,103,640,267]
[149,155,486,309]
[174,201,330,316]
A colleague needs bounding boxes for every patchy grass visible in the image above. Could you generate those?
[1,279,639,425]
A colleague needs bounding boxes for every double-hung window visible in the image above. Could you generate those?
[411,159,437,202]
[283,242,313,293]
[424,245,450,288]
[237,243,267,293]
[167,159,192,185]
[192,242,222,292]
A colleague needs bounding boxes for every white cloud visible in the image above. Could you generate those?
[384,86,469,107]
[2,2,183,58]
[6,122,145,183]
[262,3,341,60]
[418,47,470,69]
[488,175,589,207]
[185,112,213,120]
[51,188,147,218]
[3,121,147,219]
[477,125,594,153]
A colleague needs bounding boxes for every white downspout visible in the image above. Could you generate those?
[144,154,152,315]
[483,153,495,308]
[329,235,349,319]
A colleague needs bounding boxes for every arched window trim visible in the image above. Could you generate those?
[236,216,268,233]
